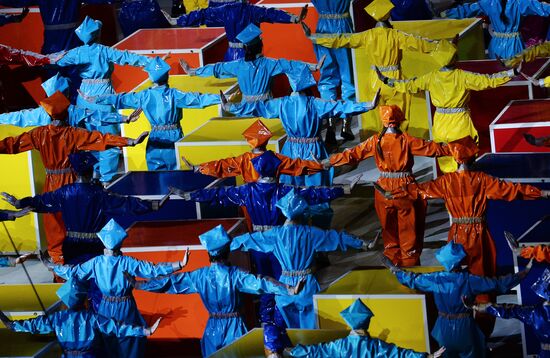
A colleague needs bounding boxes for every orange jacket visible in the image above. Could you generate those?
[520,245,550,263]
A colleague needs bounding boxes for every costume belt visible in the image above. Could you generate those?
[64,350,92,356]
[243,93,270,102]
[541,343,550,351]
[44,22,79,31]
[281,268,313,277]
[152,123,181,131]
[492,31,520,39]
[252,224,275,232]
[371,64,400,72]
[435,107,468,114]
[102,294,132,302]
[438,311,470,319]
[209,311,240,319]
[287,136,321,144]
[45,167,73,175]
[82,78,111,84]
[228,42,244,49]
[450,216,485,225]
[379,171,412,179]
[318,12,350,19]
[66,231,99,240]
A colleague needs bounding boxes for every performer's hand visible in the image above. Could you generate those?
[370,88,381,109]
[2,207,32,220]
[14,252,34,265]
[125,108,143,124]
[289,279,306,295]
[503,231,521,255]
[179,59,196,76]
[513,61,524,76]
[374,66,390,86]
[180,155,198,172]
[168,186,191,200]
[372,182,394,199]
[219,90,232,112]
[541,190,550,199]
[128,131,149,146]
[77,89,97,103]
[429,346,446,358]
[15,7,29,22]
[161,10,178,26]
[297,4,308,23]
[342,174,362,195]
[0,310,14,331]
[301,22,312,38]
[309,54,326,71]
[519,70,541,86]
[38,250,55,271]
[144,317,163,336]
[1,192,22,209]
[380,254,400,273]
[495,55,509,69]
[180,247,190,269]
[320,158,331,170]
[362,230,381,251]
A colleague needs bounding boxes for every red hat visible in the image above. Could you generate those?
[39,91,70,120]
[447,136,479,164]
[242,119,272,148]
[380,105,405,127]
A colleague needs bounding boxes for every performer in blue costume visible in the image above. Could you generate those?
[92,57,220,170]
[1,152,167,266]
[163,1,305,61]
[442,0,550,59]
[179,24,320,113]
[0,73,139,128]
[52,16,152,185]
[0,7,28,26]
[383,241,532,358]
[390,0,433,20]
[128,224,303,357]
[48,219,188,358]
[230,190,375,329]
[118,0,171,37]
[288,298,445,357]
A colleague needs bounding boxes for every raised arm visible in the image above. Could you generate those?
[328,136,376,167]
[461,70,514,91]
[174,90,220,108]
[0,107,50,127]
[230,230,276,253]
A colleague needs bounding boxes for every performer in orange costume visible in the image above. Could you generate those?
[195,119,324,183]
[0,92,148,266]
[322,105,452,266]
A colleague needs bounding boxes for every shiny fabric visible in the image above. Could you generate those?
[231,225,362,328]
[390,0,433,20]
[53,254,176,358]
[313,26,437,127]
[329,133,451,266]
[290,333,426,358]
[0,13,21,26]
[445,0,550,59]
[506,41,550,67]
[12,309,147,358]
[195,56,309,109]
[0,44,50,66]
[403,171,541,292]
[396,269,524,358]
[198,150,324,183]
[19,183,153,265]
[311,0,355,101]
[176,3,295,61]
[391,68,512,172]
[199,224,232,256]
[520,245,550,263]
[119,0,170,37]
[54,43,150,182]
[0,124,129,263]
[97,86,219,170]
[40,91,71,120]
[488,303,550,358]
[137,263,290,356]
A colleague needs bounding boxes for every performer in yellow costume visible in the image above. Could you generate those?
[303,0,439,132]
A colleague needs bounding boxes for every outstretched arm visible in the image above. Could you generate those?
[468,267,530,296]
[197,154,246,178]
[194,61,240,79]
[230,230,276,253]
[520,0,550,17]
[483,175,542,201]
[188,186,246,207]
[312,32,367,50]
[10,315,55,334]
[134,272,197,294]
[311,227,364,252]
[407,135,452,158]
[0,107,50,127]
[174,90,220,108]
[0,130,36,154]
[461,70,514,91]
[297,186,345,205]
[395,270,438,293]
[328,136,377,167]
[485,303,535,324]
[250,4,298,24]
[96,92,144,110]
[441,3,483,18]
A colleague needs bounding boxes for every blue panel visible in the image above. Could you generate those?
[474,153,550,179]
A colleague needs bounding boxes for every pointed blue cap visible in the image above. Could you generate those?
[56,277,88,309]
[289,66,316,92]
[97,219,127,250]
[276,189,309,220]
[76,16,102,44]
[251,150,281,178]
[532,268,550,301]
[199,225,231,255]
[144,57,171,83]
[340,299,374,330]
[41,73,70,97]
[435,241,466,271]
[236,24,262,46]
[69,152,98,175]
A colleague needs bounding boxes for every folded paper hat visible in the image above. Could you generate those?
[365,0,394,22]
[251,150,282,178]
[242,119,272,148]
[340,299,375,330]
[199,224,231,255]
[435,241,466,271]
[76,16,102,45]
[276,189,309,220]
[380,105,405,127]
[97,219,128,250]
[39,91,70,120]
[145,56,171,83]
[69,152,98,175]
[236,23,262,46]
[42,73,70,97]
[432,39,457,68]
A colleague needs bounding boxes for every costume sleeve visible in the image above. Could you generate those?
[189,186,246,206]
[313,32,366,49]
[198,155,245,178]
[507,42,550,67]
[290,341,343,357]
[483,175,542,201]
[395,30,438,53]
[18,190,63,213]
[176,7,224,27]
[311,227,364,252]
[313,99,374,119]
[250,5,296,23]
[195,61,240,79]
[230,231,277,253]
[520,0,550,16]
[54,48,80,66]
[372,339,427,358]
[0,108,50,127]
[276,154,325,176]
[11,315,54,334]
[461,70,513,91]
[486,304,535,324]
[124,256,176,279]
[71,128,130,151]
[520,245,550,263]
[79,109,127,126]
[102,191,154,216]
[53,261,94,281]
[409,177,448,200]
[137,272,197,294]
[235,269,289,295]
[395,271,438,293]
[392,74,431,94]
[407,135,452,157]
[297,186,344,205]
[329,136,376,167]
[467,271,524,295]
[444,2,483,18]
[96,92,144,110]
[0,130,37,154]
[96,315,147,337]
[174,90,220,108]
[103,46,150,67]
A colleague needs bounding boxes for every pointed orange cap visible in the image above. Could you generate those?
[39,91,70,120]
[242,119,272,148]
[380,105,405,127]
[448,136,480,164]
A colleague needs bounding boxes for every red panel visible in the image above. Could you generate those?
[115,28,226,52]
[493,126,550,153]
[0,10,43,53]
[495,100,550,125]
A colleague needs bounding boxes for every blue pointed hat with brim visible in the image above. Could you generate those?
[435,241,466,272]
[340,299,375,330]
[144,56,171,83]
[276,189,309,220]
[199,225,231,256]
[68,152,98,175]
[76,16,102,45]
[42,73,70,97]
[97,219,128,250]
[236,23,262,46]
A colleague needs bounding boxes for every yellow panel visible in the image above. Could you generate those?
[0,329,55,357]
[0,284,61,312]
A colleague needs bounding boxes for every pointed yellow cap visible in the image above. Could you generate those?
[432,40,458,67]
[365,0,394,22]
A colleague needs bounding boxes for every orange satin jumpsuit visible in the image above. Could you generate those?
[520,245,550,263]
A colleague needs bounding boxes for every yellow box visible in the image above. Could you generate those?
[354,18,485,139]
[0,125,46,253]
[313,267,441,353]
[175,117,287,182]
[120,75,238,171]
[0,283,61,324]
[212,328,350,358]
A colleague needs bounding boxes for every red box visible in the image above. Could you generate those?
[112,28,228,92]
[490,99,550,153]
